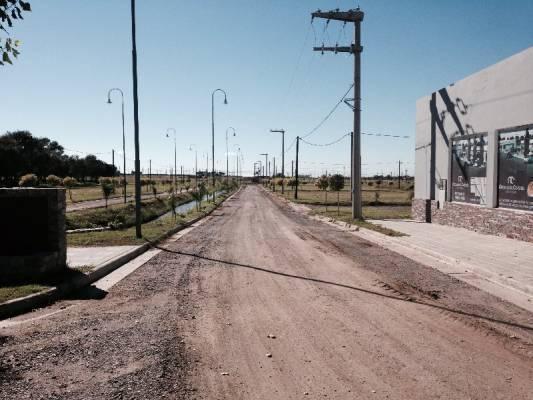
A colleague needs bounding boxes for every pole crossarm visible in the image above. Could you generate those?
[313,45,360,54]
[311,9,364,23]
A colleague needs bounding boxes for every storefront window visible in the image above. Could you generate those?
[451,134,488,205]
[498,127,533,211]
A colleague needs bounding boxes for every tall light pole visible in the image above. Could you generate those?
[226,127,236,182]
[166,128,177,192]
[233,144,240,184]
[260,153,268,178]
[270,129,285,193]
[130,0,142,238]
[189,144,198,188]
[211,89,228,198]
[107,88,127,204]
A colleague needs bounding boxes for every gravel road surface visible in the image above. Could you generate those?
[1,185,532,399]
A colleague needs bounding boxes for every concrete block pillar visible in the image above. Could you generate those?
[486,130,499,208]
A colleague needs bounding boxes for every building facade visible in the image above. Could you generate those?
[413,47,533,243]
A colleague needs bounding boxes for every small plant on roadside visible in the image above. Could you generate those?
[152,183,157,199]
[167,192,177,220]
[100,181,114,208]
[328,174,345,216]
[63,176,78,201]
[45,174,62,187]
[315,175,329,211]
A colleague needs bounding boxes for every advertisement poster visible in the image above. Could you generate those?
[498,128,533,211]
[451,135,487,205]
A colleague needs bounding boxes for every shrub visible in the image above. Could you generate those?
[18,173,38,187]
[45,174,62,186]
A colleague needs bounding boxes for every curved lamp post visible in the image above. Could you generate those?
[166,128,177,192]
[233,144,241,183]
[211,89,228,199]
[107,88,127,204]
[225,127,236,182]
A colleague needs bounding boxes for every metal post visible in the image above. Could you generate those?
[149,159,151,182]
[398,160,401,189]
[212,89,228,201]
[130,0,142,238]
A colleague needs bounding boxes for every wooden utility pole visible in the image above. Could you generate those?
[112,149,115,172]
[398,160,402,189]
[295,137,300,200]
[149,159,152,182]
[312,7,364,219]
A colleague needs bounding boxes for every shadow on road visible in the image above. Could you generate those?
[149,242,533,332]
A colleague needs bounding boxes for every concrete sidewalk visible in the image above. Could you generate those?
[67,246,139,268]
[356,220,533,312]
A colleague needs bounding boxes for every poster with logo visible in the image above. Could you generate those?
[498,128,533,211]
[451,134,487,205]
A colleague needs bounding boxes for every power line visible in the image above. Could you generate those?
[300,132,350,147]
[301,83,354,139]
[362,132,410,139]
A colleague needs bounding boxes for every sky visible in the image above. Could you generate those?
[2,0,533,177]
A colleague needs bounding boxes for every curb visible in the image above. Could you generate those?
[0,188,241,320]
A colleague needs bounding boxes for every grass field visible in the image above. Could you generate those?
[66,193,193,230]
[67,192,228,247]
[0,284,50,304]
[66,181,180,203]
[269,178,413,237]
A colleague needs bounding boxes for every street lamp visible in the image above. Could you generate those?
[233,144,240,183]
[270,129,285,193]
[189,144,198,188]
[107,88,127,204]
[166,128,177,192]
[226,127,236,182]
[211,88,228,199]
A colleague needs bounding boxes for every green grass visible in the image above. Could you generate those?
[66,193,192,230]
[67,193,229,247]
[0,284,50,303]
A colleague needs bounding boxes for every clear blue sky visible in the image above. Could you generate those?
[3,0,533,177]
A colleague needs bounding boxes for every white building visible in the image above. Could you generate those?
[413,47,533,242]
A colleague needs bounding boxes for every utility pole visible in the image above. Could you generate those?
[112,149,115,172]
[149,159,151,182]
[260,153,268,178]
[270,129,285,193]
[291,160,294,177]
[130,0,142,238]
[312,7,364,220]
[398,160,402,189]
[350,131,353,202]
[295,136,300,200]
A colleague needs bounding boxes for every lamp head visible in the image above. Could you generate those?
[224,96,228,105]
[107,98,112,104]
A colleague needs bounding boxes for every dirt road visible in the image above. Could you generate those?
[1,186,533,399]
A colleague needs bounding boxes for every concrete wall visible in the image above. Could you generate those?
[413,47,533,241]
[0,188,66,281]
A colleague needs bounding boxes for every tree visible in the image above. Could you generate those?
[0,1,31,66]
[62,177,77,201]
[287,178,297,194]
[315,175,329,211]
[328,174,345,215]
